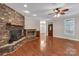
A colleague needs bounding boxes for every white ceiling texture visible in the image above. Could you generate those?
[5,3,79,21]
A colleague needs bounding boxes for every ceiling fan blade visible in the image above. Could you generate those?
[60,12,65,15]
[48,13,54,15]
[63,9,69,11]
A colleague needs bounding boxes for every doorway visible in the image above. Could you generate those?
[48,24,53,36]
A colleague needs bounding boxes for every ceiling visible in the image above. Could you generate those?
[5,3,79,21]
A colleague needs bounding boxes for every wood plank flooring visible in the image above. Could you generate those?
[6,37,79,56]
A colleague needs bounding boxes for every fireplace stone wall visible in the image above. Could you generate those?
[0,19,9,46]
[0,3,24,46]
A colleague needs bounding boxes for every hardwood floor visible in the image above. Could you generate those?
[6,36,79,56]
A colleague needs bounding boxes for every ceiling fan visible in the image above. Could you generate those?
[48,7,69,16]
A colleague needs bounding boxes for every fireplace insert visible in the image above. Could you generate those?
[8,29,23,43]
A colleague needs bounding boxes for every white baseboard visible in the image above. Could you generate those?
[54,35,79,41]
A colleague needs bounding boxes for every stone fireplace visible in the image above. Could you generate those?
[6,24,25,44]
[0,4,25,55]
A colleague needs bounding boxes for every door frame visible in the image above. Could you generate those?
[48,24,53,36]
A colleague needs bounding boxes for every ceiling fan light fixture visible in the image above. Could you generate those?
[48,5,69,17]
[54,13,61,17]
[57,13,61,17]
[54,10,58,12]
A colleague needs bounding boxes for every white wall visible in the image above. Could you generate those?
[53,15,79,41]
[75,16,79,40]
[53,19,64,37]
[24,16,40,31]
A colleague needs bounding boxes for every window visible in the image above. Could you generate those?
[64,18,75,36]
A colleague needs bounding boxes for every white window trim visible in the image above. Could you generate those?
[64,18,75,36]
